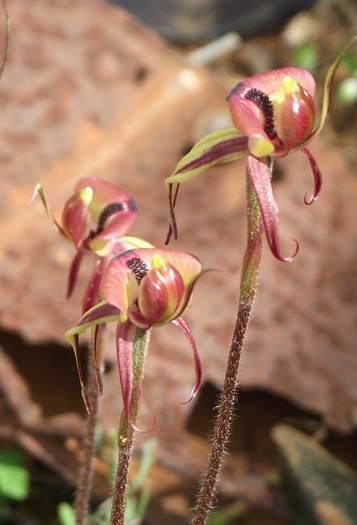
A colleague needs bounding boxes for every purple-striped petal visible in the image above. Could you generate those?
[79,302,121,325]
[301,148,322,205]
[66,250,84,300]
[172,317,202,404]
[116,321,135,419]
[164,129,248,243]
[247,155,299,262]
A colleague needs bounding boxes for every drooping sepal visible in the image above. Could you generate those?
[116,321,136,420]
[81,258,106,313]
[66,250,85,300]
[66,302,122,413]
[172,317,202,404]
[301,148,322,205]
[246,156,299,262]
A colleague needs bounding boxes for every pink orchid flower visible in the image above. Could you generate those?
[37,177,151,311]
[66,248,203,421]
[165,43,353,261]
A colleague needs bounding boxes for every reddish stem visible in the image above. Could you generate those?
[110,329,150,525]
[192,174,263,525]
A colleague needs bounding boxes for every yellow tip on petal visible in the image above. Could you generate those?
[79,186,94,205]
[89,238,112,257]
[248,135,275,157]
[282,76,299,96]
[151,253,167,271]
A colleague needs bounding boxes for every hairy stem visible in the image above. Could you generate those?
[110,329,150,525]
[192,174,263,525]
[74,355,100,525]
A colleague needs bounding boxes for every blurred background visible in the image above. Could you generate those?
[0,0,356,524]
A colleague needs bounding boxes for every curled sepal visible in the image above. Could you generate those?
[172,317,202,404]
[31,184,66,237]
[116,321,135,420]
[301,148,322,205]
[247,156,299,262]
[313,35,357,137]
[164,128,248,242]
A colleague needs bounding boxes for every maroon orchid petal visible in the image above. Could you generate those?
[247,156,299,262]
[82,258,107,313]
[138,260,185,326]
[274,86,316,149]
[94,199,138,240]
[92,324,105,396]
[72,334,93,416]
[229,67,316,100]
[62,192,90,246]
[66,250,84,300]
[301,148,322,205]
[172,317,202,404]
[75,177,138,240]
[116,321,135,420]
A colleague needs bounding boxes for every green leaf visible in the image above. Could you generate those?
[129,439,156,494]
[57,502,75,525]
[0,449,29,501]
[208,512,229,525]
[292,43,318,70]
[87,498,112,525]
[273,425,357,525]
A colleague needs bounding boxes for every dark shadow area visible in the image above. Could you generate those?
[0,329,84,417]
[187,381,357,470]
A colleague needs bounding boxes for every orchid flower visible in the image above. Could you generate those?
[36,177,152,312]
[165,41,356,261]
[66,248,203,421]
